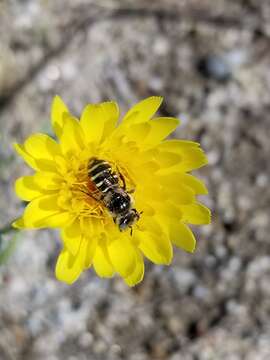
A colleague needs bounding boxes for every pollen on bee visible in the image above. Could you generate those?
[87,178,97,193]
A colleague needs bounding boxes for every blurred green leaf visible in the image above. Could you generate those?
[0,232,19,265]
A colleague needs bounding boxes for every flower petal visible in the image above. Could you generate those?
[124,249,144,287]
[15,173,61,202]
[23,195,70,228]
[142,149,182,170]
[107,236,136,277]
[124,122,151,143]
[143,117,180,149]
[51,95,70,138]
[137,230,172,265]
[136,216,173,265]
[12,217,25,229]
[84,237,98,269]
[100,102,120,140]
[61,219,82,256]
[93,243,114,278]
[60,116,85,156]
[61,219,98,269]
[81,102,119,144]
[160,173,208,195]
[180,203,211,225]
[122,97,163,125]
[157,140,208,172]
[158,140,200,151]
[33,172,62,190]
[14,143,39,170]
[165,184,195,205]
[15,176,45,201]
[55,241,87,285]
[15,135,60,172]
[178,148,208,172]
[24,133,61,160]
[169,220,196,253]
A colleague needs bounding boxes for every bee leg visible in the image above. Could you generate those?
[118,168,127,190]
[78,189,99,201]
[127,188,135,194]
[129,226,133,236]
[89,191,104,202]
[88,193,99,201]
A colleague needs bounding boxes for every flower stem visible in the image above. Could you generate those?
[0,223,15,235]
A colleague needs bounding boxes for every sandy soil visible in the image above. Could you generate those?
[0,1,270,359]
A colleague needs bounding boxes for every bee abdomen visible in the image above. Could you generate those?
[88,158,118,193]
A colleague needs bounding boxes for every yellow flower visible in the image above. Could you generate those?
[13,96,210,286]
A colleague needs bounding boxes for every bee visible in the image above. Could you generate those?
[88,157,140,233]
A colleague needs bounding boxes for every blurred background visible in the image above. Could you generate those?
[1,0,270,359]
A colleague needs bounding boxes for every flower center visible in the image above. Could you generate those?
[59,154,136,230]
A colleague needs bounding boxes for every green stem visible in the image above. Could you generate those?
[0,232,19,265]
[0,223,15,235]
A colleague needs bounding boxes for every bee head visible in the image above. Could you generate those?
[116,209,140,232]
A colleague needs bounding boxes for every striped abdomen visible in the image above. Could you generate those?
[88,158,119,193]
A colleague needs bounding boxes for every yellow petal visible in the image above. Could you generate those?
[51,95,70,138]
[158,151,182,168]
[165,184,195,205]
[15,134,60,172]
[55,240,87,284]
[136,183,165,203]
[23,195,70,228]
[142,149,182,170]
[179,174,208,195]
[169,220,196,253]
[60,116,85,156]
[160,173,208,195]
[137,230,172,265]
[61,219,82,256]
[180,203,211,225]
[15,172,60,202]
[93,243,114,278]
[107,236,136,277]
[84,237,98,269]
[12,217,25,229]
[179,147,208,172]
[122,97,163,125]
[15,176,45,201]
[24,133,61,160]
[157,140,208,172]
[100,102,120,140]
[13,143,39,170]
[136,216,173,265]
[81,102,119,144]
[158,139,200,151]
[158,148,208,174]
[151,201,181,220]
[124,122,151,142]
[143,117,180,149]
[33,172,62,190]
[124,249,144,287]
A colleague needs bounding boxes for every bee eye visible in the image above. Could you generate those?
[119,215,131,231]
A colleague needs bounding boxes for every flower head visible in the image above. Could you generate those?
[13,96,210,286]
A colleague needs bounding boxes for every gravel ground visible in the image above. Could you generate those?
[1,1,270,359]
